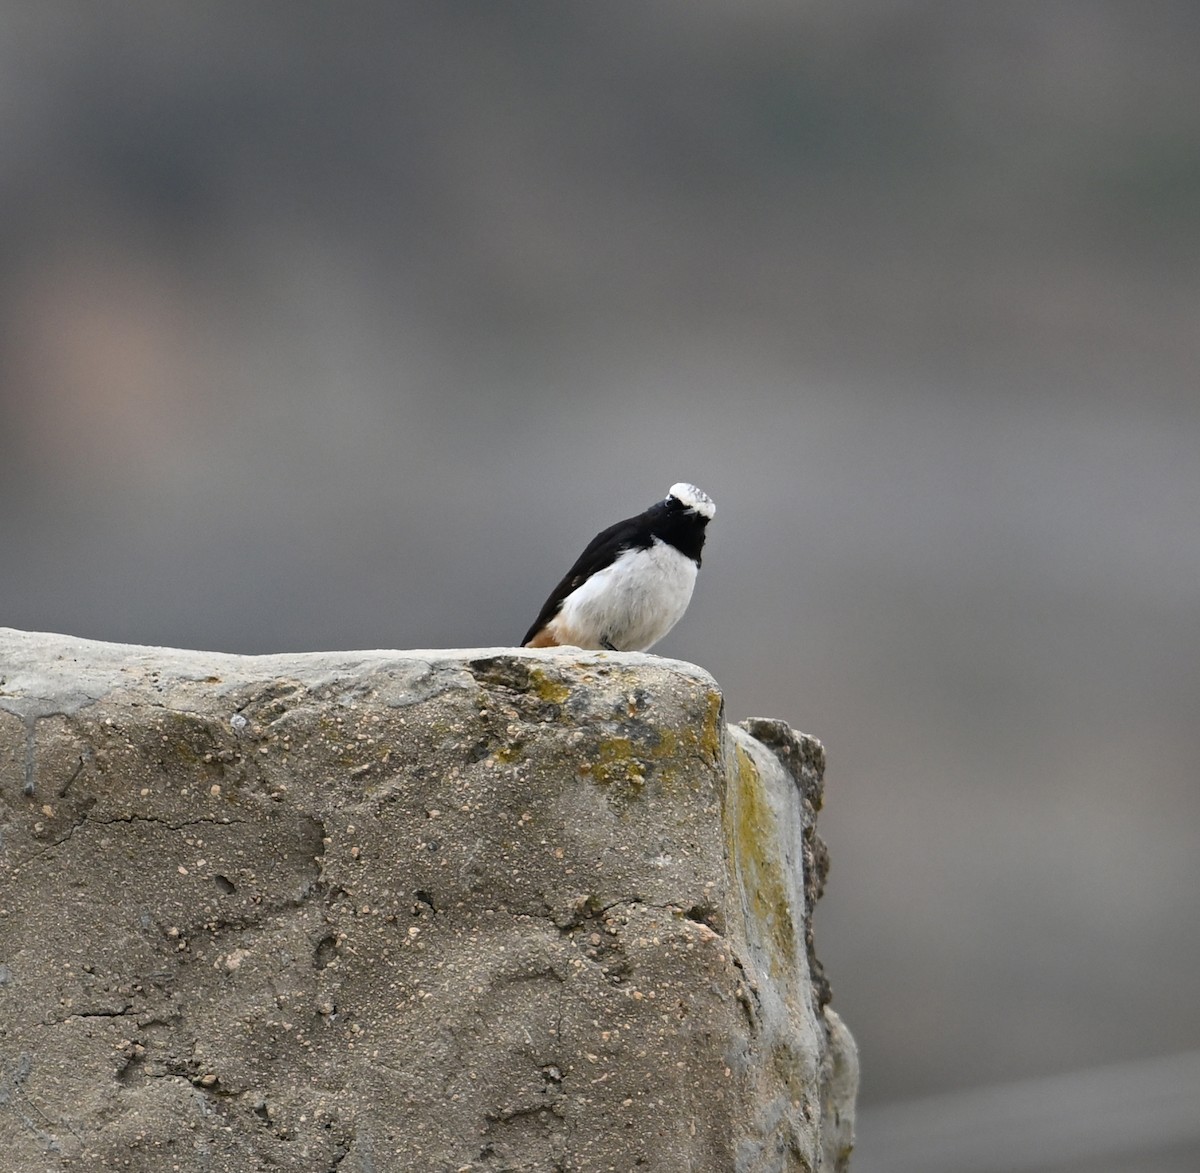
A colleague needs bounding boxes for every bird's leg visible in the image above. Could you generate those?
[600,636,617,651]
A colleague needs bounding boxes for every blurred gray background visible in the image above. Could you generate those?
[2,3,1198,1169]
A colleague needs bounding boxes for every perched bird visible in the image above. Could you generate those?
[521,483,715,652]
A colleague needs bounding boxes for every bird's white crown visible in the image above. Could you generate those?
[668,482,715,519]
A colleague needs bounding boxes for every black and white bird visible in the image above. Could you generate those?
[521,482,715,652]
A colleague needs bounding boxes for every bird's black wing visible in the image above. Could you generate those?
[520,513,649,645]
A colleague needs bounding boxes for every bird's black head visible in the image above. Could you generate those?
[648,482,714,564]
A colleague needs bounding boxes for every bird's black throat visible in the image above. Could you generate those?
[647,501,709,565]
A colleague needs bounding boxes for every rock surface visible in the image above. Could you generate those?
[0,628,857,1171]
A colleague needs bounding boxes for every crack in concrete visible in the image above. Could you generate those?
[14,808,248,870]
[57,753,88,799]
[91,812,249,832]
[48,1004,136,1025]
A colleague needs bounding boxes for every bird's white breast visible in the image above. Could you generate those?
[550,538,698,652]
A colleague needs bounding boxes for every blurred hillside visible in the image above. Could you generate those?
[2,4,1199,1169]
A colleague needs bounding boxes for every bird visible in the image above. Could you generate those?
[521,482,715,652]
